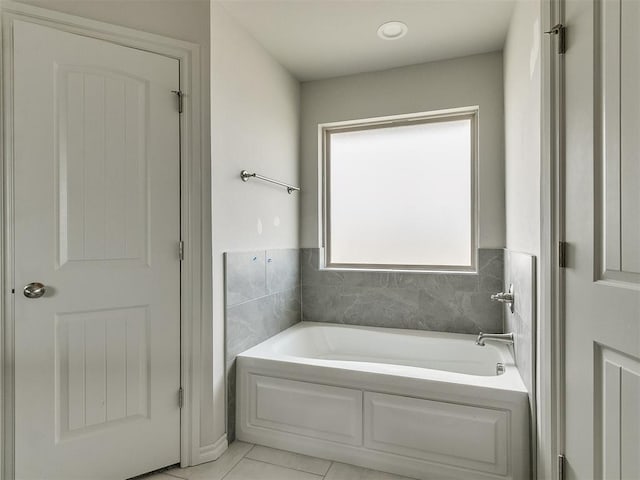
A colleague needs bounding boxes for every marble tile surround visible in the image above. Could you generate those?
[301,248,504,334]
[504,250,536,414]
[225,249,300,441]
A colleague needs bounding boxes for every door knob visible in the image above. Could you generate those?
[23,282,46,299]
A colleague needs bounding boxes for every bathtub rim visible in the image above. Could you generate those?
[237,321,528,395]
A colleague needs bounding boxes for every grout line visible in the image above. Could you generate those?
[322,461,334,479]
[219,466,234,480]
[231,458,324,479]
[264,250,267,301]
[244,444,256,457]
[254,459,324,477]
[218,444,256,480]
[241,454,329,477]
[244,443,334,477]
[164,472,188,480]
[226,286,300,309]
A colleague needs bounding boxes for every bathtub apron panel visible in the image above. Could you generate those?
[236,322,530,480]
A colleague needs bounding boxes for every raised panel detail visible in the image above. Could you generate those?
[620,369,640,479]
[364,392,508,475]
[598,0,640,284]
[597,345,640,479]
[55,306,149,440]
[56,65,149,267]
[248,375,362,445]
[620,0,640,275]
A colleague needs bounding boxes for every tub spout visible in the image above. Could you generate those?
[476,332,514,346]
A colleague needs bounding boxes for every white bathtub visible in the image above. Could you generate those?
[236,322,529,480]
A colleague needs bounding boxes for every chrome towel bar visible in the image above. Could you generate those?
[240,170,300,194]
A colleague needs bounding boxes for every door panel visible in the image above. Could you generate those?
[56,306,149,437]
[597,346,640,479]
[13,20,181,480]
[57,66,150,266]
[563,0,640,478]
[619,0,640,275]
[599,0,640,284]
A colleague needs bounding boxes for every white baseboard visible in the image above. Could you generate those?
[196,434,228,465]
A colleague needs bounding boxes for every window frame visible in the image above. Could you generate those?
[320,107,479,273]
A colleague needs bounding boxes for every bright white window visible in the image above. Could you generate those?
[322,109,477,271]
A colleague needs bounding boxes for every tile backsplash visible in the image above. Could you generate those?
[301,248,504,334]
[224,248,300,441]
[504,250,536,408]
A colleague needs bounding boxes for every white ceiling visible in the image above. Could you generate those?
[216,0,515,81]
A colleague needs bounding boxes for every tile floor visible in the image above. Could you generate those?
[145,441,416,480]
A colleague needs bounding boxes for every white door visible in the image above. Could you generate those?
[563,0,640,478]
[13,20,181,480]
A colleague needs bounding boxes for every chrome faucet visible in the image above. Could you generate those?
[476,332,514,346]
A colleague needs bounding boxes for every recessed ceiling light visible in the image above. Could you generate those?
[377,21,408,40]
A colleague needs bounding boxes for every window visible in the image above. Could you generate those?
[322,108,477,271]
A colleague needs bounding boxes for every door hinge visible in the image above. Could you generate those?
[178,387,184,409]
[559,241,568,268]
[545,23,566,55]
[172,90,183,114]
[178,240,184,261]
[558,454,566,480]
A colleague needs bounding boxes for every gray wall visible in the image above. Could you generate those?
[224,249,300,441]
[212,3,301,445]
[302,248,503,334]
[504,1,541,258]
[300,51,505,250]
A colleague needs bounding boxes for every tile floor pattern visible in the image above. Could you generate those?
[145,441,417,480]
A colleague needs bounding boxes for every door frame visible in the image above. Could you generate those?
[539,0,565,477]
[0,1,219,477]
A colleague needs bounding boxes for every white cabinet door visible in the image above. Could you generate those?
[13,20,181,480]
[246,375,363,446]
[563,0,640,477]
[363,392,512,476]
